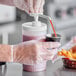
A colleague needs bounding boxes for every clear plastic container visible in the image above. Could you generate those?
[22,21,47,72]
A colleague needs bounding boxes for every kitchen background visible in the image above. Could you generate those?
[0,0,76,45]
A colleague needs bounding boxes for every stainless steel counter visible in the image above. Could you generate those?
[1,60,76,76]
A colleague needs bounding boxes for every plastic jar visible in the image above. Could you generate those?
[22,21,47,72]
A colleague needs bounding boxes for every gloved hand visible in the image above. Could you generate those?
[13,40,60,65]
[14,0,45,14]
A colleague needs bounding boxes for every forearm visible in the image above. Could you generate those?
[0,0,14,6]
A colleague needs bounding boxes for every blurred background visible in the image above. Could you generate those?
[0,0,76,45]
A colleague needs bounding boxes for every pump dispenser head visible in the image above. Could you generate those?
[31,14,42,26]
[33,14,39,22]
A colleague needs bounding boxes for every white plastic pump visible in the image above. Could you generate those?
[30,13,51,22]
[32,14,42,26]
[22,14,48,41]
[31,13,52,27]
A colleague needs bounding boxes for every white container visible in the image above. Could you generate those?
[23,62,47,72]
[22,21,47,72]
[22,21,47,41]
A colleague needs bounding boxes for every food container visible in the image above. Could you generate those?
[45,34,61,42]
[23,62,46,72]
[62,58,76,69]
[22,22,47,41]
[61,44,76,69]
[22,21,47,72]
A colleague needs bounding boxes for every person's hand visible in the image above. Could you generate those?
[13,40,60,65]
[14,0,45,14]
[38,42,61,61]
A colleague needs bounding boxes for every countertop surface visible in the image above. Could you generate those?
[0,60,76,76]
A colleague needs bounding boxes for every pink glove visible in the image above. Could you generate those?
[0,0,14,6]
[13,40,60,65]
[0,44,11,62]
[13,0,45,14]
[0,40,60,65]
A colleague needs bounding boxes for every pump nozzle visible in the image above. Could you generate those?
[30,13,42,26]
[34,14,39,22]
[30,13,39,22]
